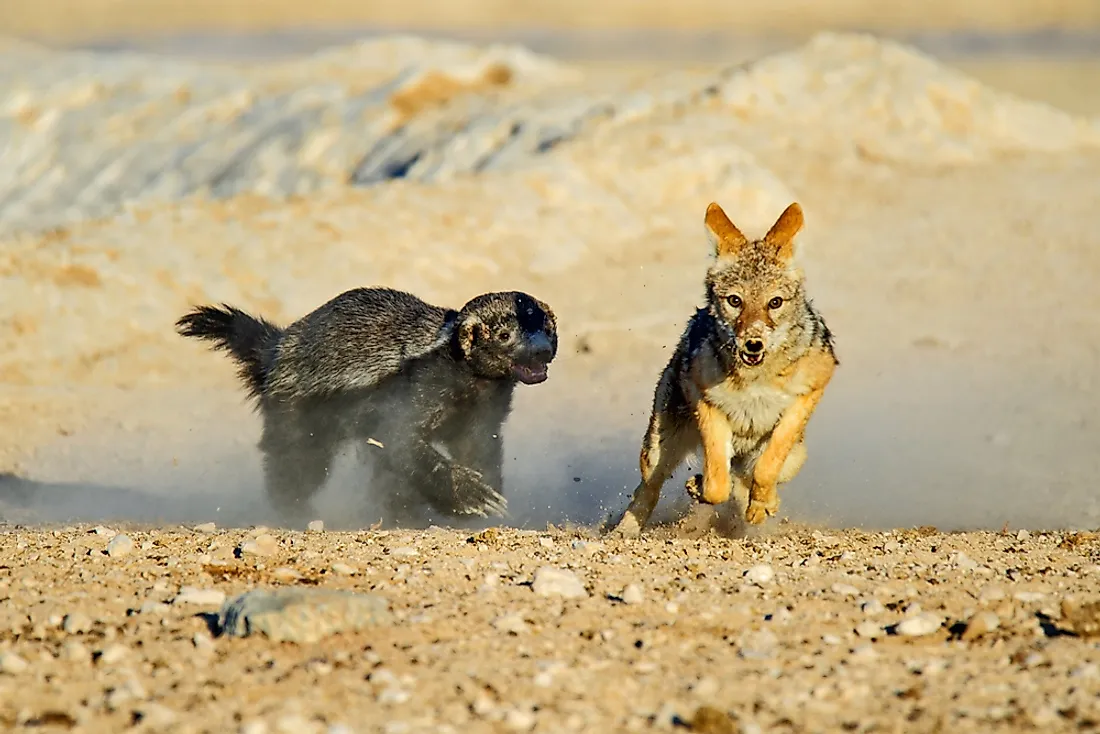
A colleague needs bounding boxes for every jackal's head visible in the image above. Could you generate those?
[703,201,807,369]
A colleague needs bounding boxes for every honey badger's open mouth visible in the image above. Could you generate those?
[739,351,765,367]
[512,363,549,384]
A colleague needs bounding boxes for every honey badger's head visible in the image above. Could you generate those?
[452,291,558,384]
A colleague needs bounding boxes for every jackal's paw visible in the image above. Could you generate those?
[684,474,704,502]
[745,494,780,525]
[606,511,643,538]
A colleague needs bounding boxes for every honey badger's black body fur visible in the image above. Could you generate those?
[177,287,558,526]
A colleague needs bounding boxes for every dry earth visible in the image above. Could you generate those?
[1,27,1100,734]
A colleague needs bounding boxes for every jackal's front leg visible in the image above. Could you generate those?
[694,398,734,505]
[747,353,835,525]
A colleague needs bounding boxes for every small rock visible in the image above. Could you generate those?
[193,522,217,534]
[850,644,878,661]
[1016,530,1030,541]
[239,720,268,734]
[532,567,588,599]
[61,640,89,664]
[689,677,720,699]
[861,599,885,616]
[218,588,392,643]
[855,621,884,639]
[822,634,842,645]
[192,632,215,651]
[106,534,134,558]
[620,583,644,605]
[962,611,1001,641]
[174,587,227,606]
[492,613,528,635]
[979,586,1006,603]
[93,526,117,537]
[331,563,357,576]
[738,629,778,659]
[0,652,29,675]
[134,703,177,728]
[503,708,536,732]
[96,644,129,666]
[62,611,93,634]
[895,613,942,637]
[831,583,859,597]
[273,567,303,582]
[389,547,419,558]
[744,564,774,586]
[239,534,279,557]
[307,520,325,532]
[138,600,170,615]
[1013,591,1046,603]
[538,537,555,548]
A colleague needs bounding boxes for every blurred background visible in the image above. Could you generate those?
[4,0,1100,113]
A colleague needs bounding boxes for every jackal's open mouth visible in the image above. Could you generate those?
[512,362,549,385]
[739,351,765,367]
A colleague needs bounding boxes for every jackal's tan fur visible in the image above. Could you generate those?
[610,201,838,536]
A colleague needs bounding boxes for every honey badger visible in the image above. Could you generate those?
[176,287,558,526]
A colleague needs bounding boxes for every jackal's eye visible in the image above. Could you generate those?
[726,295,742,309]
[768,296,784,309]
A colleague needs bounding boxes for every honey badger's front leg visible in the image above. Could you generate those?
[745,352,835,525]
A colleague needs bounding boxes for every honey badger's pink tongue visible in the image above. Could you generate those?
[512,363,548,384]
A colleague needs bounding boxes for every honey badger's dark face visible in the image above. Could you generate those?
[455,292,558,384]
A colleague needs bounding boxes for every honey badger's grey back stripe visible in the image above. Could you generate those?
[264,287,456,400]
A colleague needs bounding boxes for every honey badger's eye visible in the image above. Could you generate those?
[726,295,742,308]
[497,330,512,342]
[768,296,784,309]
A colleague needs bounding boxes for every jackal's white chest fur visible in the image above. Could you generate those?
[705,378,796,455]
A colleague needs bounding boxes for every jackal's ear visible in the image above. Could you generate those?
[704,202,748,257]
[763,202,804,261]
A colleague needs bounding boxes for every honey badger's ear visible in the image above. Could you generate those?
[763,202,804,262]
[456,314,487,359]
[704,202,748,258]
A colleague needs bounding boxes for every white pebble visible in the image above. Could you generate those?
[492,613,528,635]
[532,567,588,599]
[855,621,884,639]
[96,644,129,666]
[106,534,134,558]
[0,652,29,675]
[831,583,859,597]
[174,587,227,606]
[93,526,117,537]
[331,563,357,576]
[62,611,93,634]
[193,522,217,534]
[861,599,885,616]
[389,547,419,558]
[307,520,325,532]
[1016,530,1030,541]
[504,708,537,732]
[1013,591,1046,603]
[896,613,942,637]
[744,564,775,586]
[620,583,644,605]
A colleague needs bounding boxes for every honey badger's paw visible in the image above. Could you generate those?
[451,464,509,518]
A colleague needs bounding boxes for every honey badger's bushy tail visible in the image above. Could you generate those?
[176,304,283,400]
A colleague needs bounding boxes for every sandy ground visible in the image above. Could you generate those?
[1,26,1100,734]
